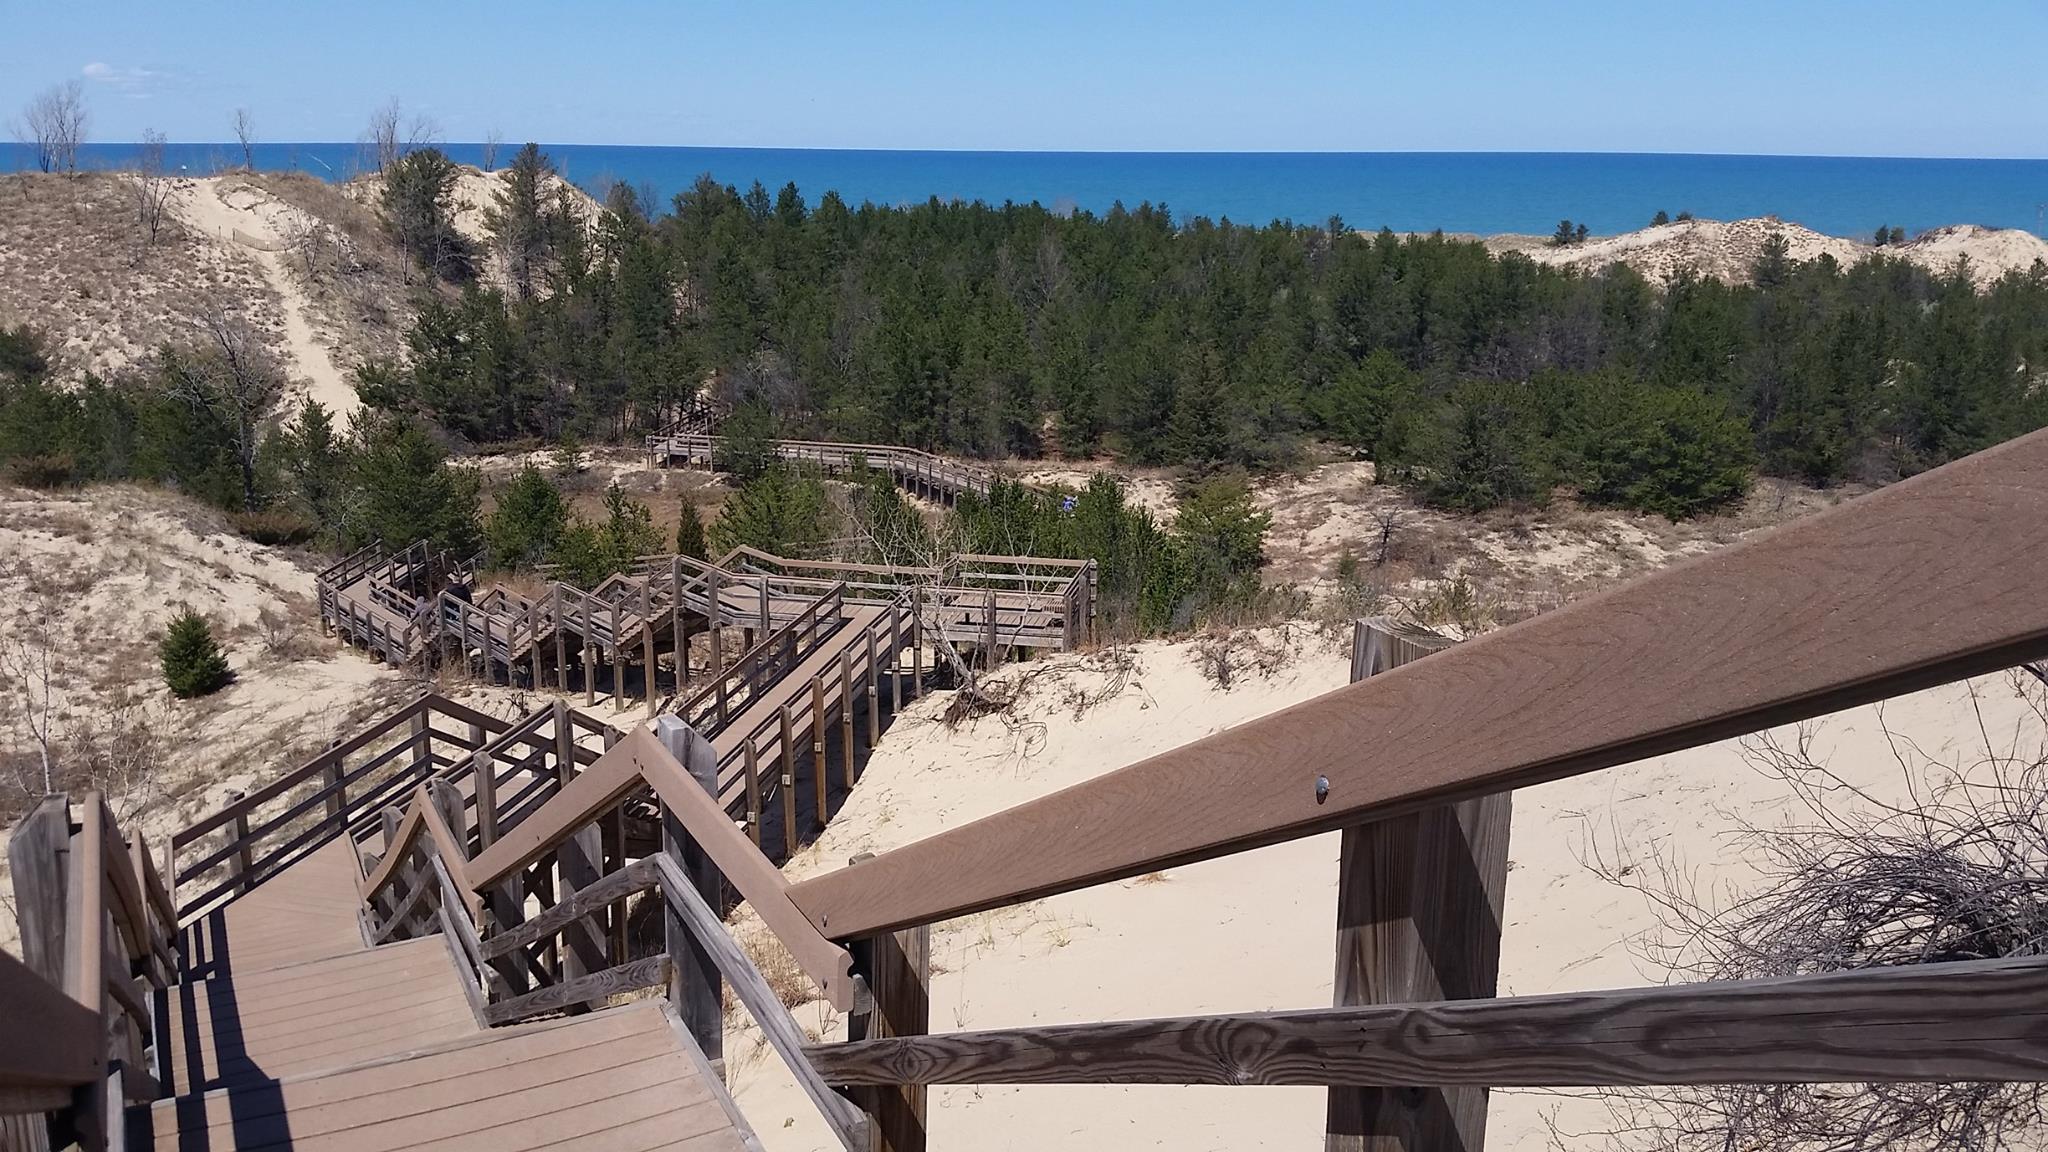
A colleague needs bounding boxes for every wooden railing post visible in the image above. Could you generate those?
[408,705,431,779]
[553,585,569,693]
[672,558,689,694]
[655,716,725,1065]
[1328,619,1510,1152]
[780,703,799,858]
[321,745,346,830]
[847,849,931,1152]
[643,578,659,719]
[812,676,829,830]
[224,791,254,892]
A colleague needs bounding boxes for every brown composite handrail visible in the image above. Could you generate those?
[463,726,858,1011]
[787,426,2048,939]
[361,784,484,924]
[0,950,100,1095]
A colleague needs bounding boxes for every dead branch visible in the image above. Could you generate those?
[1568,671,2048,1152]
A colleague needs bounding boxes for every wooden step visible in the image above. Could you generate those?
[161,936,480,1095]
[182,838,370,982]
[133,1001,750,1151]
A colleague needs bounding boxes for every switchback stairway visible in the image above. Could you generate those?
[4,701,880,1151]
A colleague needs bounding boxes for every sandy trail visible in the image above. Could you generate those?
[164,179,360,428]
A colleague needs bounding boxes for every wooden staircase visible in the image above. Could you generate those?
[131,839,750,1151]
[2,708,884,1151]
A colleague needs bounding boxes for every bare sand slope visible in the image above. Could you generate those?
[0,172,287,378]
[0,485,418,843]
[725,629,2043,1151]
[163,178,360,425]
[1489,216,2048,287]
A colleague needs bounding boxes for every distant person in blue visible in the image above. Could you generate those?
[1061,495,1077,513]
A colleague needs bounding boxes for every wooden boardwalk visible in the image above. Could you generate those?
[132,826,754,1151]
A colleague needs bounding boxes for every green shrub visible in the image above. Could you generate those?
[707,465,832,559]
[5,453,79,489]
[485,464,568,568]
[160,609,233,699]
[231,508,317,546]
[552,482,664,587]
[676,501,708,561]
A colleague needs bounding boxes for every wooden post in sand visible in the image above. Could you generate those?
[1328,618,1511,1152]
[847,850,930,1152]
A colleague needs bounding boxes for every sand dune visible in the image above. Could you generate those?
[724,632,2044,1151]
[163,178,361,425]
[1490,215,2048,286]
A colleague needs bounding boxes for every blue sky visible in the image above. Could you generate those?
[3,0,2043,156]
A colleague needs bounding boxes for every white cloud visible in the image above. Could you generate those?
[80,61,172,94]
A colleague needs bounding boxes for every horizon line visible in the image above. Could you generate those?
[16,142,2048,164]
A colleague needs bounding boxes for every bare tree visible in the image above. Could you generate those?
[482,128,503,172]
[11,80,88,174]
[133,128,172,251]
[1369,507,1403,567]
[0,578,62,806]
[163,311,288,511]
[231,107,256,170]
[364,98,402,173]
[1566,674,2048,1152]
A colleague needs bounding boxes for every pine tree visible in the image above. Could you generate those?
[340,413,483,556]
[485,143,554,300]
[676,501,708,561]
[160,608,232,698]
[1652,210,1671,226]
[485,465,567,568]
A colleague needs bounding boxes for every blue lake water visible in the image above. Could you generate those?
[6,143,2046,239]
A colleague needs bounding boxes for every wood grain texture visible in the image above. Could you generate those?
[481,859,662,961]
[484,956,670,1025]
[642,729,857,1012]
[1331,620,1507,1152]
[804,955,2048,1088]
[847,921,929,1152]
[8,797,72,985]
[789,428,2048,938]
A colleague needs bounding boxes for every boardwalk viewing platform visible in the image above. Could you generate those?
[8,427,2048,1151]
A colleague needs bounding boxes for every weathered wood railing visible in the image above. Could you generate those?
[167,693,539,922]
[353,719,872,1150]
[650,432,995,504]
[4,793,180,1152]
[711,590,918,854]
[671,583,848,734]
[720,545,1095,652]
[773,425,2048,1152]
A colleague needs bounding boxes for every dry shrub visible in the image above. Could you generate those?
[257,604,325,662]
[5,453,80,489]
[1193,626,1300,690]
[1566,672,2048,1152]
[232,507,318,546]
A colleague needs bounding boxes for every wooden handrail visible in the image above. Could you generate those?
[172,694,435,849]
[788,426,2048,939]
[654,853,868,1151]
[0,950,101,1094]
[464,725,857,1011]
[804,954,2048,1088]
[361,784,483,924]
[5,792,174,1139]
[670,582,848,728]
